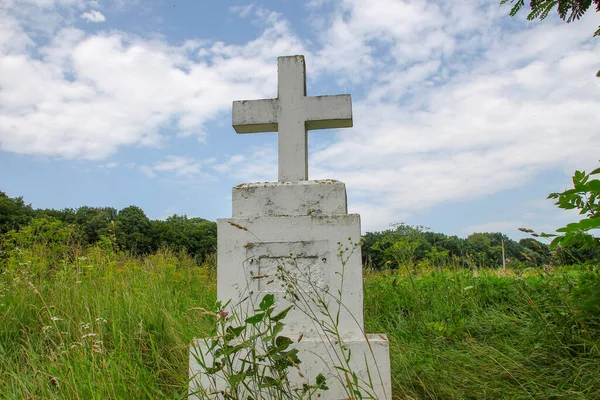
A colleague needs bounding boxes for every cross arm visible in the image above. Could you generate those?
[232,99,279,134]
[304,94,353,131]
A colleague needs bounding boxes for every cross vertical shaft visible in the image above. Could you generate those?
[277,56,308,181]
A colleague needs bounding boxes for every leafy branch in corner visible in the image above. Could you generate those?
[500,0,600,36]
[542,167,600,248]
[500,0,600,76]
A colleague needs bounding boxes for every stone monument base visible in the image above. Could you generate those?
[189,179,392,399]
[189,334,391,400]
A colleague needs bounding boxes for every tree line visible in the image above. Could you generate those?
[362,223,599,270]
[0,190,217,262]
[2,189,598,270]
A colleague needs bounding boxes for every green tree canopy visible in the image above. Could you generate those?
[0,191,34,234]
[75,206,118,245]
[151,215,217,261]
[115,206,152,254]
[36,208,77,224]
[368,224,432,269]
[519,238,552,265]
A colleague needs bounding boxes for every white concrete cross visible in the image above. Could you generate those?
[232,55,353,182]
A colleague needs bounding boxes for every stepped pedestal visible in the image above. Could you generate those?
[189,181,391,399]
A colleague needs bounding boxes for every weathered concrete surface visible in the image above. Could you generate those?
[232,55,352,182]
[189,335,391,400]
[217,213,364,337]
[232,180,347,218]
[190,54,390,400]
[189,180,392,399]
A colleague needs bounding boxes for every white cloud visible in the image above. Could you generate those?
[158,206,179,220]
[0,10,35,54]
[218,147,278,183]
[305,0,600,227]
[0,3,304,160]
[139,155,215,181]
[349,202,409,234]
[2,0,94,37]
[1,0,600,234]
[98,161,118,169]
[462,221,524,236]
[212,154,246,174]
[229,4,254,18]
[138,165,156,179]
[153,155,203,177]
[80,10,105,22]
[18,0,87,7]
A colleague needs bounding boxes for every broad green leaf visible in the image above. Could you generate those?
[549,236,563,249]
[259,376,279,388]
[275,335,293,350]
[556,222,585,233]
[272,321,284,337]
[286,348,301,364]
[230,342,250,353]
[579,217,600,230]
[205,362,224,374]
[259,294,275,310]
[316,373,329,390]
[245,313,265,325]
[562,233,576,246]
[226,325,245,337]
[588,179,600,191]
[208,338,219,352]
[271,348,300,365]
[271,306,292,322]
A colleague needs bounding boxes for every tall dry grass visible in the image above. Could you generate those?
[1,239,598,399]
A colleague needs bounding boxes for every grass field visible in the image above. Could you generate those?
[1,244,599,399]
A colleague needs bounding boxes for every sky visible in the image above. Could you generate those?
[0,0,599,240]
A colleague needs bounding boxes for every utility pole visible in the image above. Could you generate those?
[502,239,506,270]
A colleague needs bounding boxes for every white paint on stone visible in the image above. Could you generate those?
[190,55,390,399]
[232,55,353,182]
[232,180,347,218]
[247,240,330,293]
[217,212,364,337]
[189,181,392,398]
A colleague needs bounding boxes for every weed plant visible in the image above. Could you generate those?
[273,241,385,399]
[189,294,328,400]
[190,239,383,399]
